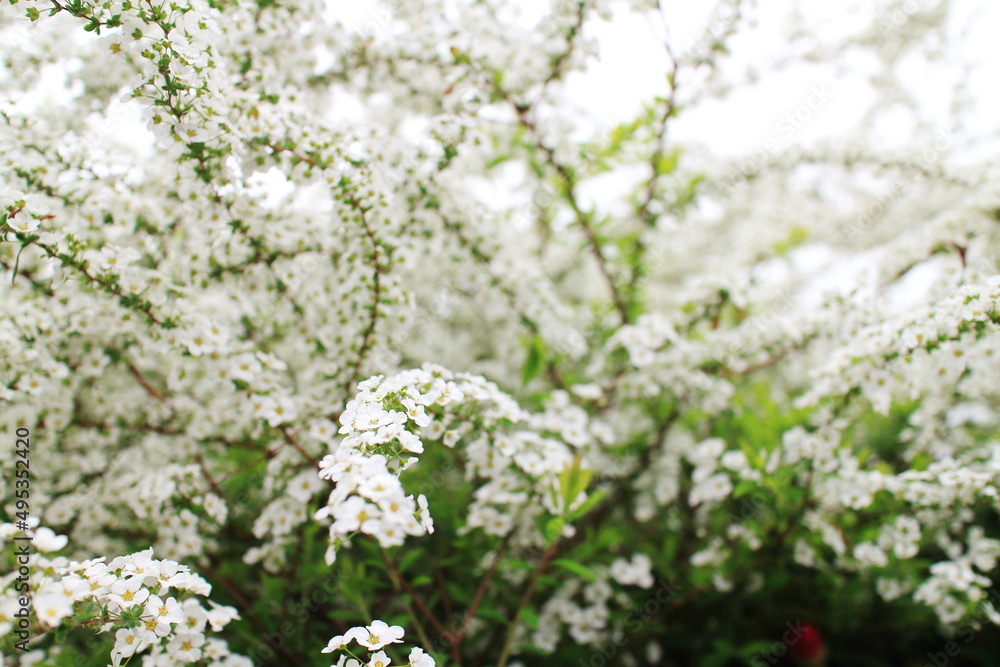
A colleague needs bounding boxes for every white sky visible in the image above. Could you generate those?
[14,0,991,169]
[331,0,999,160]
[572,0,998,156]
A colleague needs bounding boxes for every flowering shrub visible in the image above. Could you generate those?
[1,0,999,665]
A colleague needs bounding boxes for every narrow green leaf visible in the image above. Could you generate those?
[551,558,596,582]
[521,606,540,629]
[521,335,546,386]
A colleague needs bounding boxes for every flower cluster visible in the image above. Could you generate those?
[0,525,245,666]
[321,620,435,667]
[531,554,654,650]
[316,365,596,562]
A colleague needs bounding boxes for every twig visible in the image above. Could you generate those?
[125,358,166,402]
[379,552,449,637]
[199,563,301,665]
[496,540,560,667]
[453,534,510,647]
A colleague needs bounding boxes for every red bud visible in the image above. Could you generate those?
[788,620,825,662]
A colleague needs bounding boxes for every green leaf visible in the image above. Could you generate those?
[739,438,765,469]
[450,47,472,66]
[398,548,425,574]
[552,558,597,582]
[568,489,606,521]
[521,606,540,629]
[556,454,593,512]
[656,147,682,175]
[739,640,779,661]
[476,607,509,625]
[515,643,554,656]
[773,225,809,255]
[329,608,362,621]
[661,532,678,563]
[506,558,536,571]
[486,155,509,169]
[447,581,471,604]
[543,517,565,542]
[521,335,547,386]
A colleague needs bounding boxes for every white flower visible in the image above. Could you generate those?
[107,578,150,610]
[323,623,401,654]
[332,497,383,534]
[33,593,74,627]
[401,398,431,427]
[31,527,68,552]
[143,595,184,634]
[357,620,405,650]
[408,647,436,667]
[6,214,39,234]
[321,634,351,653]
[166,632,205,661]
[853,542,888,568]
[114,628,151,657]
[688,473,733,506]
[609,554,654,588]
[416,494,434,534]
[229,353,262,382]
[205,601,240,631]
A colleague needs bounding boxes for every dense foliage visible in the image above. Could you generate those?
[1,0,999,665]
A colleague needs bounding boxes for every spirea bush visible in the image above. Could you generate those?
[1,0,999,665]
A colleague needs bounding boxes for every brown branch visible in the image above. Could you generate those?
[125,358,166,402]
[496,540,560,667]
[510,103,629,324]
[453,534,510,647]
[379,552,451,645]
[263,143,386,405]
[199,563,301,665]
[341,194,384,401]
[24,237,166,327]
[435,565,454,628]
[194,454,224,497]
[216,447,278,485]
[278,425,316,464]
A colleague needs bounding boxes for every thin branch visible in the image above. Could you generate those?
[496,540,560,667]
[379,552,459,664]
[453,534,509,647]
[278,425,317,465]
[125,358,166,402]
[199,563,302,665]
[341,194,384,401]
